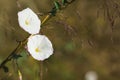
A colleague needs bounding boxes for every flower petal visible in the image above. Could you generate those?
[27,35,54,61]
[18,8,41,34]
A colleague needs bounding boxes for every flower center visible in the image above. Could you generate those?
[25,19,29,25]
[35,47,40,52]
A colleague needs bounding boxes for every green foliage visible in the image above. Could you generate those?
[54,1,61,10]
[50,0,75,16]
[65,42,75,52]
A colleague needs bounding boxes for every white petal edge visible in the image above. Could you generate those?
[27,35,54,61]
[18,8,41,34]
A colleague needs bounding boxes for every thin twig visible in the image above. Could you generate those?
[0,37,28,69]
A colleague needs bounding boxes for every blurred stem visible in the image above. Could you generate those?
[41,14,51,25]
[40,61,43,80]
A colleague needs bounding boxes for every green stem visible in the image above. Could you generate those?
[0,37,28,69]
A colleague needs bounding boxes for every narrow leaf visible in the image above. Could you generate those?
[54,1,61,10]
[18,70,22,80]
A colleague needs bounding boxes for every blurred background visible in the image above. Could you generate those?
[0,0,120,80]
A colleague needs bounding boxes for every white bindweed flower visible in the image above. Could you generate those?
[18,8,41,34]
[27,35,54,61]
[85,71,98,80]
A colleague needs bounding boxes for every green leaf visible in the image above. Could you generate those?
[54,1,61,10]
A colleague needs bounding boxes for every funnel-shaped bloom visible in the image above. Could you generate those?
[27,35,53,61]
[18,8,41,34]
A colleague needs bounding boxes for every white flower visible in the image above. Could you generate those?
[85,71,98,80]
[27,35,54,61]
[18,8,41,34]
